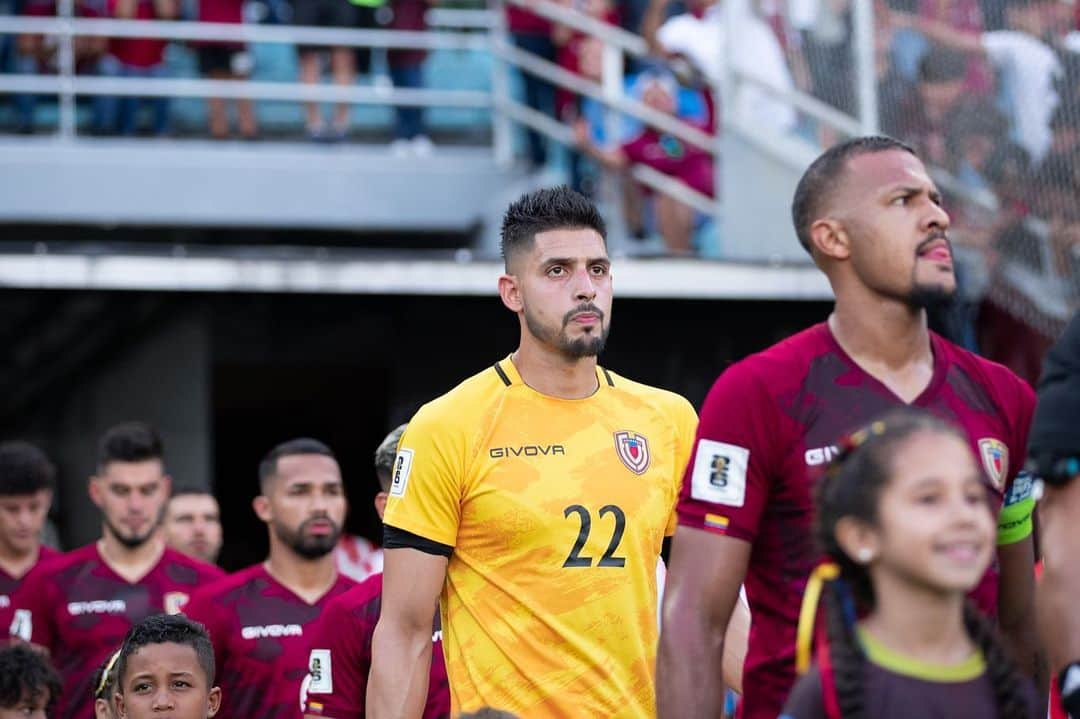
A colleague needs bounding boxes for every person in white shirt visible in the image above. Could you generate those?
[642,0,797,135]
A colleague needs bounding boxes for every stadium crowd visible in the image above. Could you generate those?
[0,145,1077,719]
[0,0,1079,273]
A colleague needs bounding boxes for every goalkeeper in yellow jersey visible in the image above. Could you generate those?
[368,186,699,719]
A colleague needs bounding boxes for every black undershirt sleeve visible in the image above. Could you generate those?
[383,524,453,558]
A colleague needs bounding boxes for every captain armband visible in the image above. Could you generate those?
[997,471,1035,546]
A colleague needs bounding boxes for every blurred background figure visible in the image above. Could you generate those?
[333,423,406,582]
[164,489,223,565]
[194,0,257,140]
[0,441,56,626]
[93,0,178,135]
[294,0,360,140]
[0,644,62,719]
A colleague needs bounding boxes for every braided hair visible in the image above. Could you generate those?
[812,408,1030,719]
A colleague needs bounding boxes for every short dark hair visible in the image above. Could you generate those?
[0,644,62,712]
[917,45,967,84]
[0,441,56,496]
[374,424,408,492]
[116,614,215,690]
[258,438,336,489]
[169,486,214,500]
[499,186,607,269]
[97,422,164,471]
[791,136,916,254]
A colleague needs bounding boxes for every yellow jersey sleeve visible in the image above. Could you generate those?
[665,396,699,536]
[383,401,471,548]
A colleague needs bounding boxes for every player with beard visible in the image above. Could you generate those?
[182,438,357,719]
[9,422,224,719]
[657,136,1041,719]
[368,186,699,719]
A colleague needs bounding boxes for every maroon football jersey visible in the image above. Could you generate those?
[0,545,58,630]
[183,564,357,719]
[300,572,450,719]
[676,322,1035,719]
[9,543,224,719]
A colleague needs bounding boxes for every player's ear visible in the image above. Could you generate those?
[207,686,222,716]
[252,495,272,522]
[114,692,127,719]
[373,491,388,520]
[809,218,851,262]
[88,476,104,506]
[498,272,524,314]
[834,516,880,565]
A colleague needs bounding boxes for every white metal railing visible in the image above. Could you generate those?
[0,0,878,247]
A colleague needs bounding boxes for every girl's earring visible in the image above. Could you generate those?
[857,547,874,564]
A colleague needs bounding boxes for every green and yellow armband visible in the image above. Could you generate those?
[997,471,1035,545]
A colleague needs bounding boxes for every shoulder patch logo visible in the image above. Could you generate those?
[389,448,414,498]
[164,592,189,615]
[690,439,749,507]
[307,649,333,694]
[978,438,1009,490]
[614,431,650,474]
[9,609,31,642]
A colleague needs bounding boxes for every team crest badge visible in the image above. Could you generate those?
[978,438,1009,490]
[614,431,650,475]
[164,592,189,615]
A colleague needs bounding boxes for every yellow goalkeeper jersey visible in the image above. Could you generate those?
[384,356,697,718]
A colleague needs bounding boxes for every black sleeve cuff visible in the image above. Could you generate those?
[383,524,453,558]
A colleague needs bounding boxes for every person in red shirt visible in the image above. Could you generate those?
[194,0,256,139]
[300,424,449,719]
[93,0,178,135]
[0,441,58,631]
[574,69,713,254]
[657,136,1041,719]
[183,438,357,719]
[9,422,225,719]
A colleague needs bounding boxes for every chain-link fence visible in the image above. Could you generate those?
[760,0,1076,340]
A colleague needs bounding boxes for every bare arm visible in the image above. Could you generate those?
[657,526,751,718]
[1037,482,1080,671]
[367,547,449,719]
[722,593,749,694]
[997,534,1048,709]
[573,119,628,169]
[152,0,177,20]
[641,0,672,57]
[892,11,984,55]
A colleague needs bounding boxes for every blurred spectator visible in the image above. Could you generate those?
[163,490,223,565]
[894,44,967,165]
[945,97,1008,195]
[294,0,362,141]
[194,0,257,139]
[790,0,855,114]
[505,0,556,168]
[13,0,105,134]
[93,0,179,136]
[575,69,713,254]
[900,0,1062,165]
[383,0,434,156]
[1047,97,1080,158]
[643,0,796,135]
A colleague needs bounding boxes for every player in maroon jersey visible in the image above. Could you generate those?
[300,424,449,719]
[0,442,58,629]
[9,422,225,719]
[657,136,1041,719]
[183,438,357,719]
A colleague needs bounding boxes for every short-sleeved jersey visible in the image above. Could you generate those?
[676,323,1035,719]
[781,630,1038,719]
[383,357,698,718]
[182,564,357,719]
[0,545,58,629]
[300,572,450,719]
[9,543,224,719]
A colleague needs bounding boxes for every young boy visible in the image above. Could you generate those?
[0,644,62,719]
[113,614,222,719]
